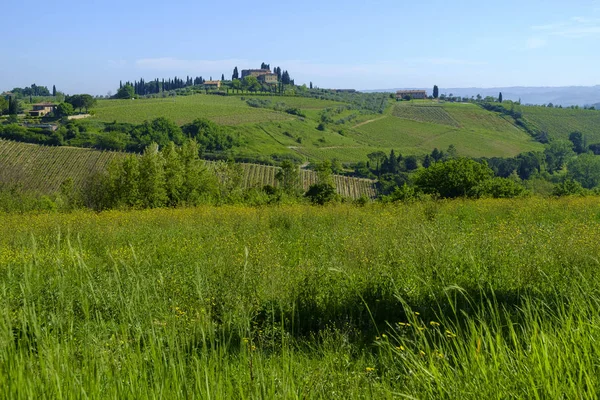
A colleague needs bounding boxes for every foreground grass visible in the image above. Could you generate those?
[1,198,600,398]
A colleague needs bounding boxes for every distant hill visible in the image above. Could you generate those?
[89,95,542,162]
[365,86,600,107]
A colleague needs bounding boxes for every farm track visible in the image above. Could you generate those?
[0,140,377,198]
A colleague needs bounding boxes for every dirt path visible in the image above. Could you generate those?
[352,116,386,129]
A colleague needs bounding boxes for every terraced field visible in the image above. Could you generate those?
[0,140,376,198]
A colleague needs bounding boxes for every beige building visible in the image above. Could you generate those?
[258,73,278,84]
[396,90,428,100]
[241,69,271,79]
[204,80,221,89]
[29,103,57,117]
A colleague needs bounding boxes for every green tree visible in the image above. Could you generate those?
[116,84,135,99]
[567,153,600,189]
[553,179,585,196]
[569,131,587,154]
[433,85,439,99]
[138,143,167,208]
[367,151,386,175]
[275,160,302,195]
[80,94,97,113]
[52,85,57,97]
[232,67,239,80]
[415,158,494,198]
[498,92,503,103]
[162,142,184,206]
[0,97,8,115]
[55,102,74,117]
[231,79,242,93]
[242,76,261,92]
[544,140,575,173]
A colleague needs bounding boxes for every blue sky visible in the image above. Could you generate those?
[1,0,599,95]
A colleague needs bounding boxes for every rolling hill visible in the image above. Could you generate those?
[90,95,544,163]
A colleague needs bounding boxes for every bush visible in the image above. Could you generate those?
[414,158,494,198]
[474,177,527,198]
[552,179,586,196]
[305,183,338,205]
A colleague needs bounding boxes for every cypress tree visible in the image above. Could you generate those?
[52,85,57,97]
[232,67,239,80]
[221,74,225,81]
[499,92,503,103]
[433,85,439,99]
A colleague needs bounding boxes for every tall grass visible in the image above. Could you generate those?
[1,198,600,397]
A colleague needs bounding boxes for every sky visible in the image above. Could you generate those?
[1,0,599,95]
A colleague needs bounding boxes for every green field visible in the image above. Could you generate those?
[2,198,600,397]
[90,95,545,163]
[0,140,376,197]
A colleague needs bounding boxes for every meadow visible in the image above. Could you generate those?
[1,198,600,398]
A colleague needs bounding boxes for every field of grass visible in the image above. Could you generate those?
[0,140,376,197]
[93,96,291,126]
[2,198,600,397]
[350,114,543,157]
[518,106,600,144]
[93,95,343,126]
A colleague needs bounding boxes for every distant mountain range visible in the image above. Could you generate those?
[364,86,600,107]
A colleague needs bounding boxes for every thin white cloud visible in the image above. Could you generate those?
[526,37,547,49]
[531,16,600,38]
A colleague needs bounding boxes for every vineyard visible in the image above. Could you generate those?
[0,140,120,193]
[392,103,460,127]
[0,140,377,198]
[517,106,600,144]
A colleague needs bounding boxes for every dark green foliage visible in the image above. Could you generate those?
[415,158,494,198]
[55,102,74,117]
[569,131,586,154]
[498,92,503,103]
[473,177,526,198]
[544,140,575,173]
[567,153,600,189]
[433,85,439,99]
[232,67,239,80]
[182,118,238,152]
[305,183,337,205]
[116,84,135,99]
[0,97,8,115]
[131,117,185,151]
[553,179,585,196]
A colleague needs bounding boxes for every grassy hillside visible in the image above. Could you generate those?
[516,106,600,144]
[351,102,543,157]
[0,140,376,198]
[90,95,544,163]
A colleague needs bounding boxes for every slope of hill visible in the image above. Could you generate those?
[0,140,376,198]
[89,95,544,163]
[349,102,543,157]
[515,106,600,144]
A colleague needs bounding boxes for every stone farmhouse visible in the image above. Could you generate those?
[241,69,278,84]
[396,90,428,100]
[29,103,57,117]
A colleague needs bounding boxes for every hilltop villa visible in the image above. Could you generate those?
[241,69,278,83]
[396,90,428,100]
